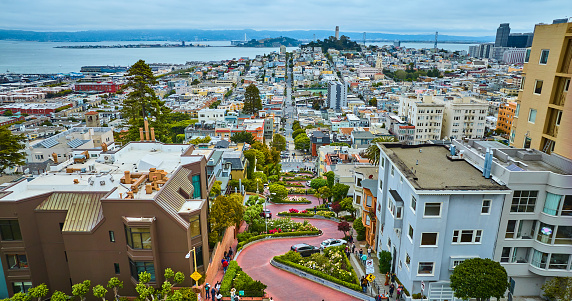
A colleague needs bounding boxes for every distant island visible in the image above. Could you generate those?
[302,36,361,52]
[54,42,210,49]
[236,37,302,47]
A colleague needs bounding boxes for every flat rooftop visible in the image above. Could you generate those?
[383,144,507,191]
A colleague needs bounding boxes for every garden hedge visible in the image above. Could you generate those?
[273,255,362,291]
[237,230,321,251]
[271,200,311,204]
[220,261,240,296]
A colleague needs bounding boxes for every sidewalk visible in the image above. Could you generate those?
[348,234,400,301]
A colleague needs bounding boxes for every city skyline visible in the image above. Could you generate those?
[0,0,569,36]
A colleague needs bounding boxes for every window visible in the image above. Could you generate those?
[421,233,438,246]
[555,226,572,245]
[539,49,549,65]
[424,203,441,217]
[125,226,152,250]
[195,245,204,267]
[452,259,465,269]
[524,49,531,63]
[506,220,516,238]
[129,259,155,282]
[190,216,201,238]
[452,230,482,243]
[534,81,543,95]
[192,174,201,199]
[562,196,572,216]
[366,195,372,207]
[565,79,570,92]
[511,191,537,212]
[549,254,570,269]
[556,111,562,126]
[0,220,22,241]
[379,180,383,190]
[391,165,395,176]
[396,206,403,219]
[528,108,537,123]
[481,200,491,214]
[408,225,414,241]
[405,253,411,268]
[381,158,385,168]
[531,250,548,269]
[355,195,361,205]
[356,178,362,187]
[536,222,554,244]
[500,247,511,262]
[114,263,120,274]
[12,282,32,294]
[6,254,28,269]
[109,231,115,242]
[411,196,417,213]
[417,262,434,275]
[543,192,562,216]
[365,214,371,226]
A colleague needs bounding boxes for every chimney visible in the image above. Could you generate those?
[150,127,155,141]
[124,171,132,184]
[450,145,456,156]
[101,143,108,152]
[144,118,150,141]
[139,128,144,141]
[52,152,58,164]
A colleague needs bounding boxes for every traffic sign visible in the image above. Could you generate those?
[366,274,376,282]
[191,271,202,281]
[365,259,375,274]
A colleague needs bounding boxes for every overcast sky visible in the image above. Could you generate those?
[0,0,568,36]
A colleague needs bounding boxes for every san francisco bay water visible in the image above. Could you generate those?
[0,40,474,74]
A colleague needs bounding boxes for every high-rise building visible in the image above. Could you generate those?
[496,23,511,47]
[335,26,340,40]
[510,21,572,159]
[327,80,347,111]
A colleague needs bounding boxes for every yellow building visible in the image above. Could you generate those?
[511,21,572,159]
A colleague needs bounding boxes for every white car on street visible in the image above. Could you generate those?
[320,238,347,250]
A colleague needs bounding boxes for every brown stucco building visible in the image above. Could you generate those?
[0,142,213,298]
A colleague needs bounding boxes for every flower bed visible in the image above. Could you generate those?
[219,261,267,297]
[271,199,311,204]
[284,182,304,187]
[237,218,320,250]
[287,188,316,195]
[278,210,336,218]
[273,246,360,291]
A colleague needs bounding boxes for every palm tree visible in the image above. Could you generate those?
[364,137,397,165]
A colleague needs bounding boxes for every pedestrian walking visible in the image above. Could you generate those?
[222,259,229,273]
[228,246,234,259]
[391,273,396,283]
[367,247,372,258]
[361,253,368,265]
[359,248,363,257]
[205,283,210,299]
[210,287,216,301]
[230,288,236,300]
[361,276,368,293]
[224,251,228,259]
[215,281,221,291]
[384,272,390,286]
[215,291,222,301]
[352,243,356,254]
[389,283,395,298]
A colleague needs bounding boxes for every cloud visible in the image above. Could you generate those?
[0,0,568,36]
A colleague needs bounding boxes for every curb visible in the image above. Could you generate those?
[270,259,375,301]
[235,231,323,259]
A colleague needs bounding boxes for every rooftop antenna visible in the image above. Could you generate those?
[434,32,438,51]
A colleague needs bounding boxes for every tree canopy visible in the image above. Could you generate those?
[268,183,288,202]
[120,60,172,143]
[270,134,287,152]
[294,134,310,152]
[541,277,572,301]
[231,131,255,145]
[310,178,327,190]
[331,183,350,202]
[209,194,244,242]
[450,258,509,301]
[364,136,397,165]
[0,126,26,175]
[243,84,262,115]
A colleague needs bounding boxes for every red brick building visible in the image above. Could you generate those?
[74,82,123,93]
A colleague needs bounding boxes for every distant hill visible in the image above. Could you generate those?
[303,36,361,52]
[0,29,494,43]
[237,37,301,47]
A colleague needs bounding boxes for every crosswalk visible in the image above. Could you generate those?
[281,158,306,163]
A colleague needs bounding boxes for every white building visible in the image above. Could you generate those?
[327,80,347,111]
[398,94,444,144]
[428,94,488,140]
[197,109,226,124]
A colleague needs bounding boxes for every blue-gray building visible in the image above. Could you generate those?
[375,144,510,299]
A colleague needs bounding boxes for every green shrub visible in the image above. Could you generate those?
[316,211,335,218]
[178,287,198,301]
[378,251,392,274]
[220,261,241,296]
[237,232,255,243]
[233,271,267,297]
[353,217,366,240]
[411,293,425,299]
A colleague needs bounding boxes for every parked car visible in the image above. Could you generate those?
[260,209,272,218]
[306,180,312,186]
[290,243,320,257]
[320,238,347,250]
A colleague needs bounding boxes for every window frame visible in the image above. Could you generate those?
[125,226,152,250]
[423,202,442,218]
[481,199,491,215]
[129,259,156,282]
[511,190,538,213]
[452,229,483,244]
[0,220,22,241]
[405,253,411,269]
[408,224,414,242]
[411,196,417,213]
[190,215,201,238]
[420,232,439,247]
[6,254,28,269]
[539,49,549,65]
[417,262,435,276]
[528,108,537,123]
[534,80,543,95]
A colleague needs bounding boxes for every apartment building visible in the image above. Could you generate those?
[496,102,517,134]
[398,94,444,144]
[0,142,212,298]
[429,94,488,140]
[375,143,509,299]
[327,80,348,111]
[453,139,572,298]
[510,21,572,159]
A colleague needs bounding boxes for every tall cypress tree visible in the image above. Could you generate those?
[243,84,262,115]
[120,60,171,143]
[0,126,26,174]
